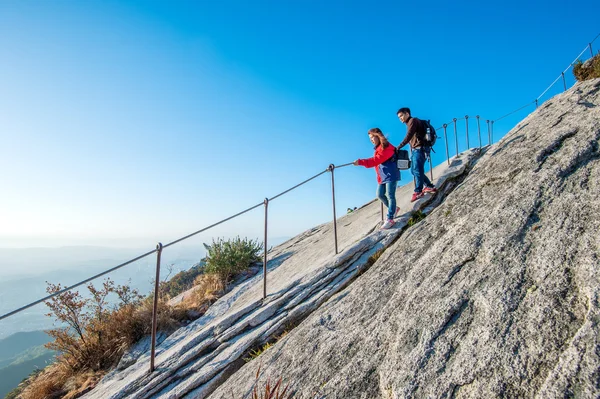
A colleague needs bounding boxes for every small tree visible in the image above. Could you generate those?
[44,279,144,371]
[203,237,262,284]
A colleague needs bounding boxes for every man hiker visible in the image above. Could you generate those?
[396,107,438,202]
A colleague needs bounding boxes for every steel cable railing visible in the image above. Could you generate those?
[1,33,598,374]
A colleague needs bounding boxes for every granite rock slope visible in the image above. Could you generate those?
[210,79,600,398]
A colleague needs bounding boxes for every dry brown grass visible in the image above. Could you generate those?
[189,273,225,306]
[20,363,106,399]
[19,363,69,399]
[573,54,600,81]
[169,273,225,320]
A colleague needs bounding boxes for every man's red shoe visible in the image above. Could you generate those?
[411,192,424,202]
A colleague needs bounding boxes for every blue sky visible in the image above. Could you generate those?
[1,0,598,249]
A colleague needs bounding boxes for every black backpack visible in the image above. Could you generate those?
[420,119,438,149]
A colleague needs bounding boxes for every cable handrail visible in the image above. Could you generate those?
[164,201,265,249]
[494,100,538,123]
[0,248,158,321]
[268,168,329,202]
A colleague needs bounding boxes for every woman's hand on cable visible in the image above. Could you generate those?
[353,159,360,166]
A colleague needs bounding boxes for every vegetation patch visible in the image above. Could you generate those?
[573,54,600,81]
[204,236,263,284]
[159,263,205,298]
[250,364,294,399]
[407,210,427,227]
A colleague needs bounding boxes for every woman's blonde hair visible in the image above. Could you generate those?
[368,128,390,149]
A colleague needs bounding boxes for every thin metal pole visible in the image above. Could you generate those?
[486,120,491,145]
[443,124,449,164]
[590,43,594,57]
[476,116,482,149]
[429,155,433,181]
[150,242,163,373]
[562,72,567,91]
[453,118,458,157]
[380,202,384,222]
[491,121,494,144]
[535,99,538,109]
[263,198,268,299]
[328,164,338,255]
[410,147,416,188]
[465,115,470,149]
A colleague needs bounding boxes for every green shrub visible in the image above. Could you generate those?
[407,210,426,227]
[573,54,600,81]
[203,237,263,284]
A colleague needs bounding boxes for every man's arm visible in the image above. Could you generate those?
[398,118,418,148]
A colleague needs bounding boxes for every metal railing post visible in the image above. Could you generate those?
[410,147,416,187]
[443,124,449,164]
[535,99,538,109]
[429,155,433,182]
[328,164,338,255]
[453,118,458,157]
[150,242,163,373]
[491,121,494,144]
[562,72,567,91]
[465,115,470,149]
[486,120,491,145]
[380,202,384,222]
[263,198,268,299]
[476,115,482,149]
[590,43,594,57]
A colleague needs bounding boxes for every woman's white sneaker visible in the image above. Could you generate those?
[381,219,395,230]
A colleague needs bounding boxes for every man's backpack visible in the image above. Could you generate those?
[420,119,438,149]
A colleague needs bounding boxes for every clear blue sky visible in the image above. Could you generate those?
[1,0,598,249]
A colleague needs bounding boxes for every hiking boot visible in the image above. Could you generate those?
[423,186,437,194]
[411,191,424,202]
[381,219,395,230]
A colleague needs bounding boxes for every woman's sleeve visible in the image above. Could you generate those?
[357,146,395,168]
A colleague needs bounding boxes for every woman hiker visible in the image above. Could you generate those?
[353,128,401,229]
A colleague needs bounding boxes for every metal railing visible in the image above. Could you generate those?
[1,33,598,374]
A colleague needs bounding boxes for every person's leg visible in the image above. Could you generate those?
[385,180,398,220]
[422,148,433,188]
[376,184,389,208]
[412,148,426,192]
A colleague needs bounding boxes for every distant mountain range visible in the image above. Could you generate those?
[0,331,56,399]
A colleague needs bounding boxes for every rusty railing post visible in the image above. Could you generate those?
[453,118,458,157]
[429,153,434,182]
[443,124,449,164]
[410,147,416,188]
[476,116,481,149]
[465,115,470,149]
[328,164,338,255]
[150,242,163,373]
[263,198,269,299]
